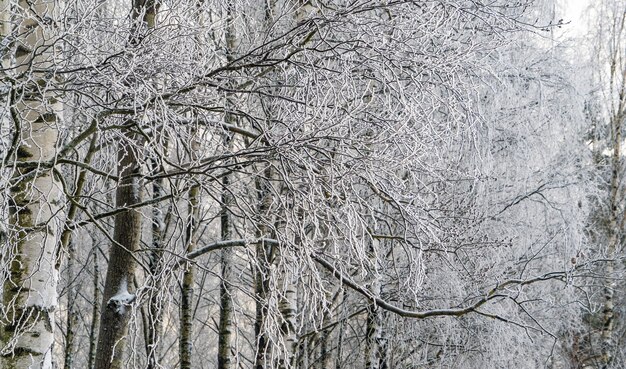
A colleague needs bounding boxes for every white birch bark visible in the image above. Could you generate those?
[1,2,64,368]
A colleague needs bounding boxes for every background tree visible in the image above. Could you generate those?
[578,0,626,367]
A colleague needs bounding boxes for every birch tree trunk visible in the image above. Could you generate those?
[1,2,64,368]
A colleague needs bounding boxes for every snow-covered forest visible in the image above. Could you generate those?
[1,0,624,368]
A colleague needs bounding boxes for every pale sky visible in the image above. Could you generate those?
[560,0,590,37]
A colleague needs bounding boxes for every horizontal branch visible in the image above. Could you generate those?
[186,238,277,260]
[180,237,568,321]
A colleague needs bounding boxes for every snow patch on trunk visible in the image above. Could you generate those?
[107,278,136,315]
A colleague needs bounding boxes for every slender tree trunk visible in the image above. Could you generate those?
[254,242,273,369]
[217,2,237,367]
[364,302,382,369]
[253,3,280,366]
[276,207,301,369]
[179,185,198,369]
[277,274,297,369]
[88,251,100,369]
[598,9,626,366]
[180,130,200,369]
[600,110,622,368]
[217,155,235,369]
[217,184,234,369]
[319,329,333,369]
[318,286,338,369]
[254,167,275,369]
[334,289,346,369]
[145,157,166,369]
[364,233,385,369]
[61,134,97,369]
[63,239,78,369]
[1,2,64,368]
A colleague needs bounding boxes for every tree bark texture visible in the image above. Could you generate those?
[88,251,100,369]
[93,139,142,369]
[1,2,63,368]
[93,3,156,368]
[217,145,235,369]
[254,167,275,369]
[218,3,236,367]
[179,183,199,369]
[180,128,201,369]
[145,158,165,369]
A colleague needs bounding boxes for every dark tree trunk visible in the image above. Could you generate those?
[94,139,142,369]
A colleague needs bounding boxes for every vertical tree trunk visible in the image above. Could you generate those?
[254,243,273,369]
[88,251,100,369]
[179,185,199,369]
[61,134,97,369]
[254,167,275,369]
[1,2,63,368]
[319,329,333,369]
[587,5,626,368]
[364,303,382,369]
[600,109,622,368]
[334,290,346,369]
[93,138,142,369]
[145,158,165,369]
[277,275,297,369]
[218,3,236,367]
[276,207,302,369]
[94,3,157,369]
[217,182,234,369]
[63,238,78,369]
[317,286,338,369]
[364,232,385,369]
[180,130,200,369]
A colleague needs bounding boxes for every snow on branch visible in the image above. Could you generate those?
[182,238,569,322]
